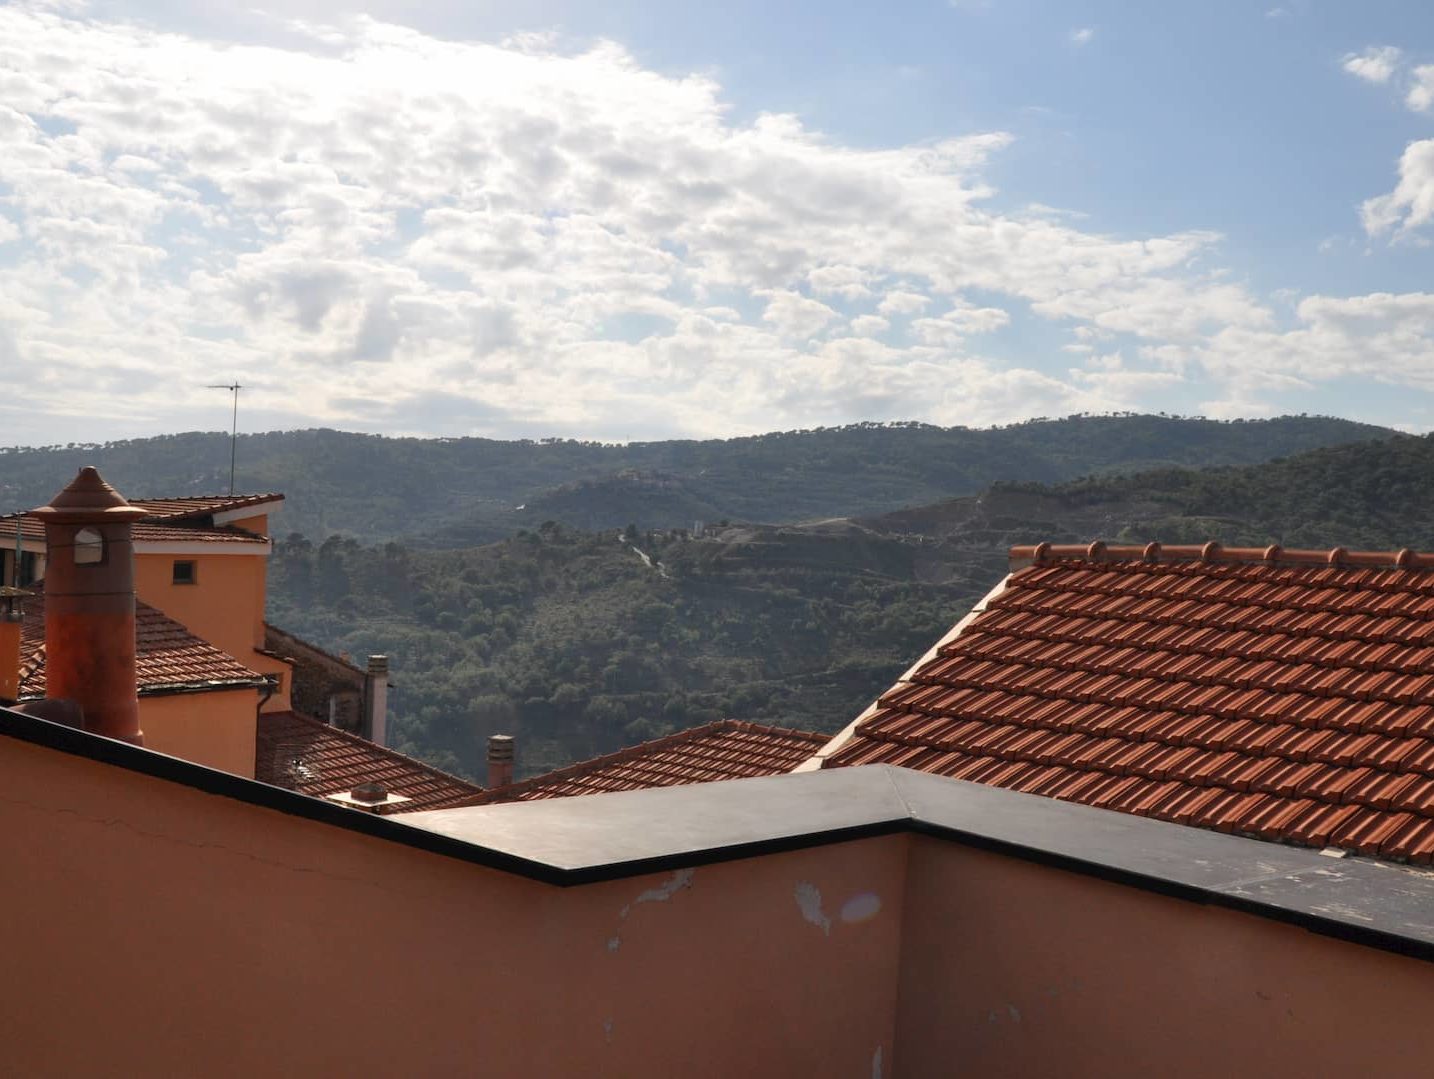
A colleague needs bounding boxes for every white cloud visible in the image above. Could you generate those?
[1182,292,1434,393]
[807,265,871,301]
[1407,65,1434,112]
[911,301,1011,346]
[1338,48,1434,115]
[1362,139,1434,237]
[760,290,840,340]
[0,7,1427,441]
[1069,28,1095,47]
[876,290,931,317]
[1069,353,1187,409]
[1342,46,1402,85]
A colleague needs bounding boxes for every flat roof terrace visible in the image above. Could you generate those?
[3,704,1434,1076]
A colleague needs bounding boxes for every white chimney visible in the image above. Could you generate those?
[364,655,389,747]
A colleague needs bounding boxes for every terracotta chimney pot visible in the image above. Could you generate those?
[30,467,148,745]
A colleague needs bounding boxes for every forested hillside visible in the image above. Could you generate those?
[0,414,1390,543]
[964,431,1434,551]
[267,524,987,780]
[6,416,1412,782]
[265,430,1434,782]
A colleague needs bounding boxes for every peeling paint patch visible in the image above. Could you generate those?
[840,892,882,924]
[1007,1004,1021,1023]
[603,1018,614,1045]
[794,881,831,935]
[872,1044,883,1078]
[620,868,694,919]
[606,936,621,953]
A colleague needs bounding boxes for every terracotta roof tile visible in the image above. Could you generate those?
[824,543,1434,865]
[457,720,830,805]
[0,492,281,546]
[17,584,266,697]
[126,494,284,519]
[254,710,481,813]
[0,514,268,545]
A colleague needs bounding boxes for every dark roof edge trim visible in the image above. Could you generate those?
[3,705,1432,965]
[20,679,268,703]
[139,679,270,697]
[899,816,1434,965]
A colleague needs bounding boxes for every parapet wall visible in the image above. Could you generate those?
[1,713,1432,1077]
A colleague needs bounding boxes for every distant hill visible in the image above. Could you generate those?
[266,521,993,780]
[852,430,1434,554]
[265,430,1434,780]
[0,414,1393,543]
[782,430,1434,590]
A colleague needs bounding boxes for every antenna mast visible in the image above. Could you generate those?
[207,382,242,495]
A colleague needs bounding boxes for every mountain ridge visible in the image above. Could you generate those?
[0,414,1393,543]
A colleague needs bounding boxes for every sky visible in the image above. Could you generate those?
[3,0,1434,446]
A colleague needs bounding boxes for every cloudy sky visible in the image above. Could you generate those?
[3,0,1434,445]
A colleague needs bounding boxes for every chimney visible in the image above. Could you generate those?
[487,734,514,789]
[363,654,389,747]
[30,467,148,745]
[0,587,25,705]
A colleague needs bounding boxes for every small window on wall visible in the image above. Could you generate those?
[172,560,197,585]
[74,527,104,565]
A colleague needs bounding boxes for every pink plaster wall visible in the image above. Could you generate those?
[894,835,1434,1079]
[0,735,906,1078]
[8,725,1434,1079]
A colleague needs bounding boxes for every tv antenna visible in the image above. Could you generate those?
[207,382,242,495]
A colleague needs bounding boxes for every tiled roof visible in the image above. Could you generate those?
[824,542,1434,866]
[127,494,283,520]
[18,585,266,697]
[264,622,368,678]
[0,514,268,545]
[254,710,482,813]
[0,492,281,545]
[466,720,831,804]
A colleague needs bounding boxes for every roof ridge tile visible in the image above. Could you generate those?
[1012,540,1434,573]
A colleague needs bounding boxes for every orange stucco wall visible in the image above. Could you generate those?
[226,512,269,537]
[0,735,907,1078]
[134,551,264,669]
[132,548,292,714]
[893,835,1434,1079]
[139,689,259,778]
[8,727,1434,1078]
